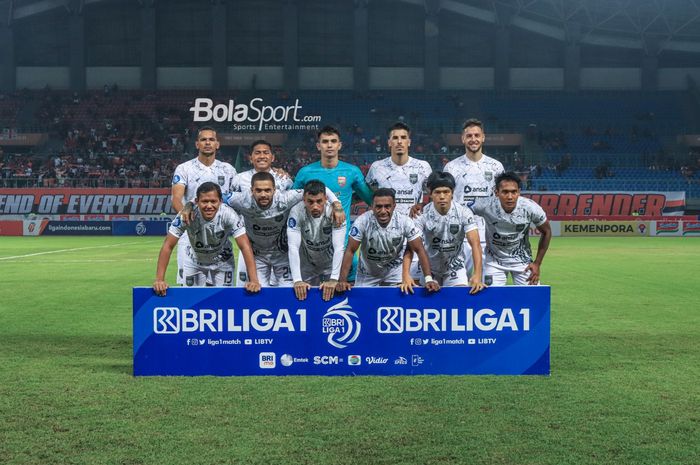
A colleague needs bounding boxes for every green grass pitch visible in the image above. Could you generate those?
[0,236,698,465]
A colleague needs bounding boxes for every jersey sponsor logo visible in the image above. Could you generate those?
[409,173,418,184]
[337,176,347,187]
[288,217,297,228]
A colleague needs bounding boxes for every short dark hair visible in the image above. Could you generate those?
[196,181,222,199]
[317,125,340,140]
[197,126,217,138]
[251,171,275,187]
[462,118,484,132]
[303,179,326,196]
[495,171,522,190]
[373,187,396,202]
[388,122,410,136]
[250,139,272,154]
[426,171,456,193]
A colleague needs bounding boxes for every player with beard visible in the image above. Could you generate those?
[287,180,346,301]
[443,118,504,275]
[217,172,344,287]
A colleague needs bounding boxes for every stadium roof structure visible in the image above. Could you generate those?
[4,0,700,54]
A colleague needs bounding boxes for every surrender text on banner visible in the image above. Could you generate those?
[133,286,550,376]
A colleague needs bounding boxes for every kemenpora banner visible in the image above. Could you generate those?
[133,286,550,376]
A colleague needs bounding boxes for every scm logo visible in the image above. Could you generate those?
[314,356,341,365]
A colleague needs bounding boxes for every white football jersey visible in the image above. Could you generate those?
[172,157,237,203]
[226,189,304,256]
[470,196,547,266]
[231,168,293,193]
[287,201,346,281]
[168,205,245,265]
[350,211,421,276]
[414,202,478,274]
[365,157,432,215]
[443,154,504,209]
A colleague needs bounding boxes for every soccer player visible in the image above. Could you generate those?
[337,188,438,291]
[402,171,485,294]
[443,118,505,274]
[153,182,260,296]
[231,139,293,192]
[287,180,346,301]
[224,172,344,287]
[470,172,552,286]
[171,127,237,284]
[293,126,374,281]
[365,122,432,215]
[230,139,292,285]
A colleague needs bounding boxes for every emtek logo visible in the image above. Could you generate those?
[154,307,180,334]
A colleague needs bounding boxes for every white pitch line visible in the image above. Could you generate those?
[0,241,149,261]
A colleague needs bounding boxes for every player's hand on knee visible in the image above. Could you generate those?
[245,281,261,293]
[525,263,540,285]
[320,280,337,301]
[294,281,311,300]
[153,279,168,296]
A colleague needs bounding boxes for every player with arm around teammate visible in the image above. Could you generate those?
[336,188,439,292]
[223,172,345,287]
[470,172,552,286]
[153,182,260,296]
[402,171,485,295]
[287,180,347,301]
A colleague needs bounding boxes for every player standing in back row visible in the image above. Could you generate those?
[443,118,504,275]
[365,122,432,216]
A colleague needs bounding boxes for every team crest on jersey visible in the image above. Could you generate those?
[322,225,332,234]
[409,173,418,184]
[516,224,526,232]
[216,175,224,186]
[484,172,493,181]
[392,237,402,246]
[449,224,460,234]
[337,176,347,187]
[274,214,284,222]
[216,230,225,238]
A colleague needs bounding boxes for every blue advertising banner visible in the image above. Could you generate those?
[112,220,169,236]
[133,286,550,376]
